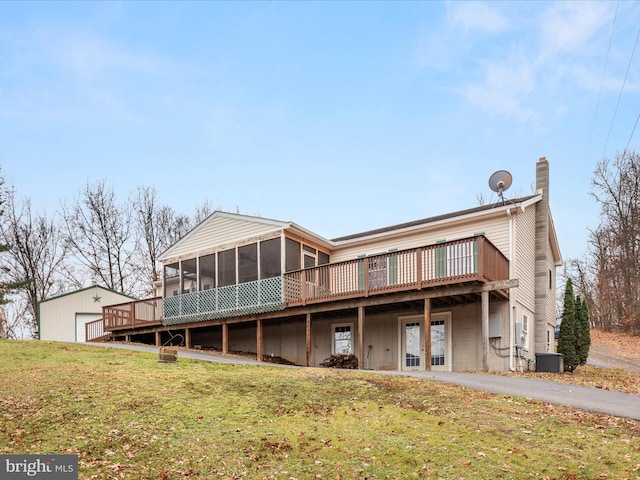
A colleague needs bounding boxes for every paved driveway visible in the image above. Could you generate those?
[90,343,640,421]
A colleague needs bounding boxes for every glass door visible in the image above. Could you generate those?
[430,313,451,371]
[401,316,425,371]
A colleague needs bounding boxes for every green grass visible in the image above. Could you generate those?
[1,340,639,479]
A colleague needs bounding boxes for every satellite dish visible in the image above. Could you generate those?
[488,170,512,204]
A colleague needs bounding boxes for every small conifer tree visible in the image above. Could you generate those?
[576,296,591,365]
[558,278,580,372]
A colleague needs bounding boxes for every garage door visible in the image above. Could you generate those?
[76,313,102,342]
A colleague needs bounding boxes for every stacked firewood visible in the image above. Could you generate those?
[319,354,358,369]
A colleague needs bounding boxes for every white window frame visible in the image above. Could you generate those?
[332,322,354,355]
[521,313,530,351]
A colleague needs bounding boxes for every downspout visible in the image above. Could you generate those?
[507,208,516,372]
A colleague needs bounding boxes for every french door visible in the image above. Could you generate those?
[430,313,451,372]
[400,316,425,371]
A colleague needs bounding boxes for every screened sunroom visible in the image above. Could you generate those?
[162,235,330,325]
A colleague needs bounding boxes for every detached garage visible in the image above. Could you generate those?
[38,285,135,342]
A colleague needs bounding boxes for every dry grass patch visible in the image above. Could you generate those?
[1,340,639,479]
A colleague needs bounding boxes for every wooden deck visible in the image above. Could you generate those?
[102,297,163,332]
[87,235,509,341]
[284,235,508,307]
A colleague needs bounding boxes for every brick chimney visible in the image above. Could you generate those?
[534,157,550,353]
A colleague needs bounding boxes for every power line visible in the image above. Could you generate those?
[625,113,640,152]
[601,25,640,160]
[588,0,618,155]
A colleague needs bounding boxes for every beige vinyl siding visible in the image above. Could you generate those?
[547,241,558,331]
[450,302,510,371]
[161,215,287,262]
[39,287,133,342]
[331,213,512,263]
[514,206,537,312]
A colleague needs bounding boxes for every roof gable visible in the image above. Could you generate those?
[160,211,291,261]
[39,285,135,305]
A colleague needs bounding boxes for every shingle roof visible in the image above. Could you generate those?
[331,195,538,242]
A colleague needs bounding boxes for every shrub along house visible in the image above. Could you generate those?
[91,158,561,372]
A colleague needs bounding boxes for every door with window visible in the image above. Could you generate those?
[430,313,451,371]
[400,316,425,371]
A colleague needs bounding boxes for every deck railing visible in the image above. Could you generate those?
[85,318,109,342]
[98,235,508,331]
[284,235,508,306]
[103,297,163,331]
[163,276,285,326]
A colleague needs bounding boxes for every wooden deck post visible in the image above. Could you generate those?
[185,328,191,349]
[482,290,489,371]
[424,298,431,371]
[358,306,365,370]
[155,331,160,347]
[256,319,263,362]
[306,313,312,367]
[222,323,228,354]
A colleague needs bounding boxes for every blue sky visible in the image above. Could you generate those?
[1,1,639,262]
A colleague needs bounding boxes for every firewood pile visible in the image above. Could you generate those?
[319,354,358,369]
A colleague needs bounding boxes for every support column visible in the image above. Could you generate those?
[306,313,312,367]
[155,331,160,347]
[256,319,263,362]
[482,290,489,371]
[222,324,228,354]
[185,328,191,349]
[357,306,365,370]
[424,298,431,371]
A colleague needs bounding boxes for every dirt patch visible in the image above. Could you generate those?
[588,329,640,375]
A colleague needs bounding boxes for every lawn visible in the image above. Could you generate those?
[1,340,638,479]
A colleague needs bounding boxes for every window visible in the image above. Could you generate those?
[285,238,301,272]
[218,249,236,287]
[333,324,353,354]
[368,256,387,288]
[318,251,330,265]
[521,314,530,350]
[182,258,197,293]
[199,254,216,290]
[238,244,258,283]
[405,322,421,367]
[431,319,445,366]
[304,253,316,269]
[260,238,281,279]
[549,269,553,290]
[164,262,180,297]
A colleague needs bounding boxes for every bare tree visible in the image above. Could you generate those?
[61,180,136,295]
[132,187,196,294]
[0,301,28,339]
[193,199,215,225]
[0,194,68,338]
[0,171,30,321]
[586,151,640,333]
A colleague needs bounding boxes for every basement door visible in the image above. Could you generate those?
[430,312,452,372]
[400,316,425,371]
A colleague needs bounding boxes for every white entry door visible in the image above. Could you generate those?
[430,312,452,372]
[400,316,425,371]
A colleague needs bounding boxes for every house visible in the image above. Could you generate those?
[38,285,136,343]
[95,158,561,372]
